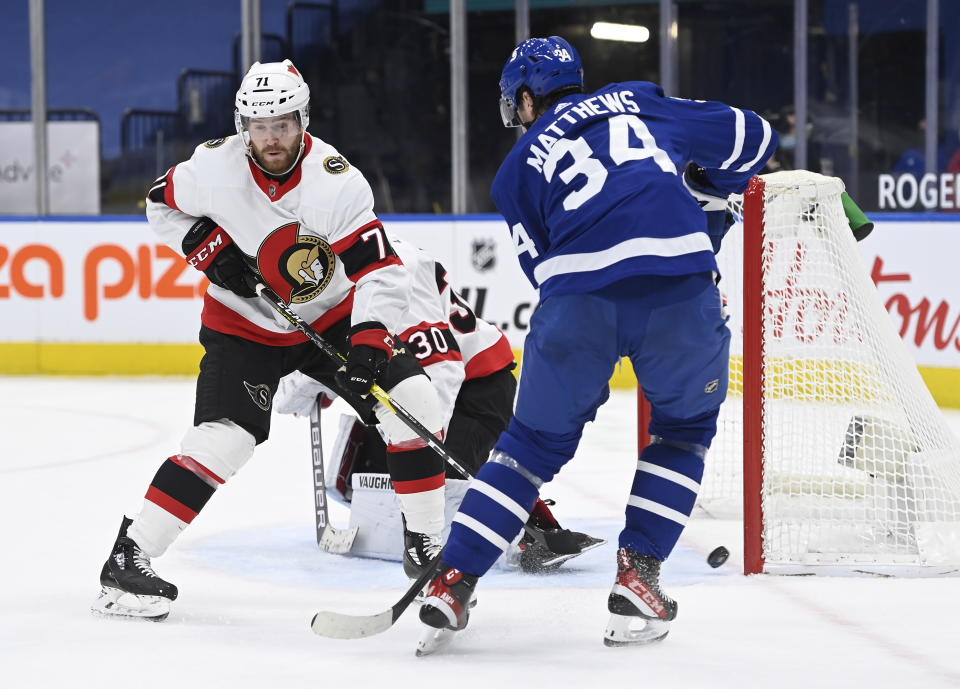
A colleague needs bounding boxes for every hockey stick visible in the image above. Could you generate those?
[256,283,587,637]
[310,395,359,554]
[310,552,443,639]
[256,282,580,555]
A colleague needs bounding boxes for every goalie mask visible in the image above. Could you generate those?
[234,59,310,175]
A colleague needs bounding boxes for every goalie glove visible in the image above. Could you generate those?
[182,217,259,298]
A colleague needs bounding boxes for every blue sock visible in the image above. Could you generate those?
[619,442,705,560]
[443,456,540,576]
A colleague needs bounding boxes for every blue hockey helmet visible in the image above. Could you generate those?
[499,36,584,128]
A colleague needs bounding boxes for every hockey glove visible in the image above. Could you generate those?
[182,217,258,298]
[683,163,729,212]
[683,164,735,254]
[336,322,395,396]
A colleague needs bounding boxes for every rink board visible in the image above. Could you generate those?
[0,216,957,405]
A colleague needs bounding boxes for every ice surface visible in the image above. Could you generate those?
[2,378,959,688]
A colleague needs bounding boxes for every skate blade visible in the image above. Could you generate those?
[603,613,670,647]
[416,626,458,656]
[578,535,606,553]
[90,586,170,622]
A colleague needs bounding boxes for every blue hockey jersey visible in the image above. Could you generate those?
[490,81,778,298]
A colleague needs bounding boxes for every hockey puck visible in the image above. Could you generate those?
[707,546,730,568]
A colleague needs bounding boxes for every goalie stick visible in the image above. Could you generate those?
[310,395,359,554]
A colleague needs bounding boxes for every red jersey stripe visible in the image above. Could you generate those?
[201,290,354,345]
[164,165,179,211]
[465,333,515,380]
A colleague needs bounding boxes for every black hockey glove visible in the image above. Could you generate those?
[182,217,258,298]
[336,322,395,397]
[683,163,735,254]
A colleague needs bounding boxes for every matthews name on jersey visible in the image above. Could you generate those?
[491,81,778,297]
[147,134,408,342]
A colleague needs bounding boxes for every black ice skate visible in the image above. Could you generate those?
[518,498,606,573]
[416,561,478,656]
[604,547,677,646]
[90,516,178,621]
[402,518,443,580]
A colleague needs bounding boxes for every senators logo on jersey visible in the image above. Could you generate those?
[257,222,337,303]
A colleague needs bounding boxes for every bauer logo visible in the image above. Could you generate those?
[243,381,272,411]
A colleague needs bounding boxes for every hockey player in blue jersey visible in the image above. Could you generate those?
[416,36,777,653]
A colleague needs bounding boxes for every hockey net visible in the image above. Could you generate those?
[640,170,960,575]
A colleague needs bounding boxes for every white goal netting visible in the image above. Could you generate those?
[698,170,960,574]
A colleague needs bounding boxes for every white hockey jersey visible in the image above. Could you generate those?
[390,237,514,425]
[146,134,409,343]
[276,240,515,430]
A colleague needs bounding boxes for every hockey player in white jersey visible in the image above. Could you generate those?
[92,60,452,621]
[276,237,604,573]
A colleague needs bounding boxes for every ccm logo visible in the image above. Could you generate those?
[252,101,275,106]
[187,234,224,269]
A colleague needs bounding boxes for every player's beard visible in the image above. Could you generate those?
[253,138,302,175]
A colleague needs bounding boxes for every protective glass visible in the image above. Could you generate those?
[241,114,303,143]
[499,95,522,128]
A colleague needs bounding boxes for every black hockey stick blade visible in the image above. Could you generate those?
[310,555,444,640]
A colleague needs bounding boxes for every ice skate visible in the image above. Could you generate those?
[416,562,478,656]
[519,498,606,573]
[402,518,443,580]
[603,547,676,646]
[91,516,178,622]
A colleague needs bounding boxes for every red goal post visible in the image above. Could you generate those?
[637,170,960,576]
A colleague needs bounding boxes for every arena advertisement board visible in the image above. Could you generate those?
[0,122,101,214]
[0,217,957,405]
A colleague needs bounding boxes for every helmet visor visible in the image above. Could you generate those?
[499,95,522,128]
[240,113,303,144]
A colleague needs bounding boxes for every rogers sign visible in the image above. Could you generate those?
[878,173,960,210]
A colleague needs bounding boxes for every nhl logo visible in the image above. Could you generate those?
[269,183,277,197]
[471,238,496,272]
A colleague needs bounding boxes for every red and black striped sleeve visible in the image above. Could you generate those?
[146,166,180,210]
[330,219,402,282]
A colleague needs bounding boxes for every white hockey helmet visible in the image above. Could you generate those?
[235,59,310,172]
